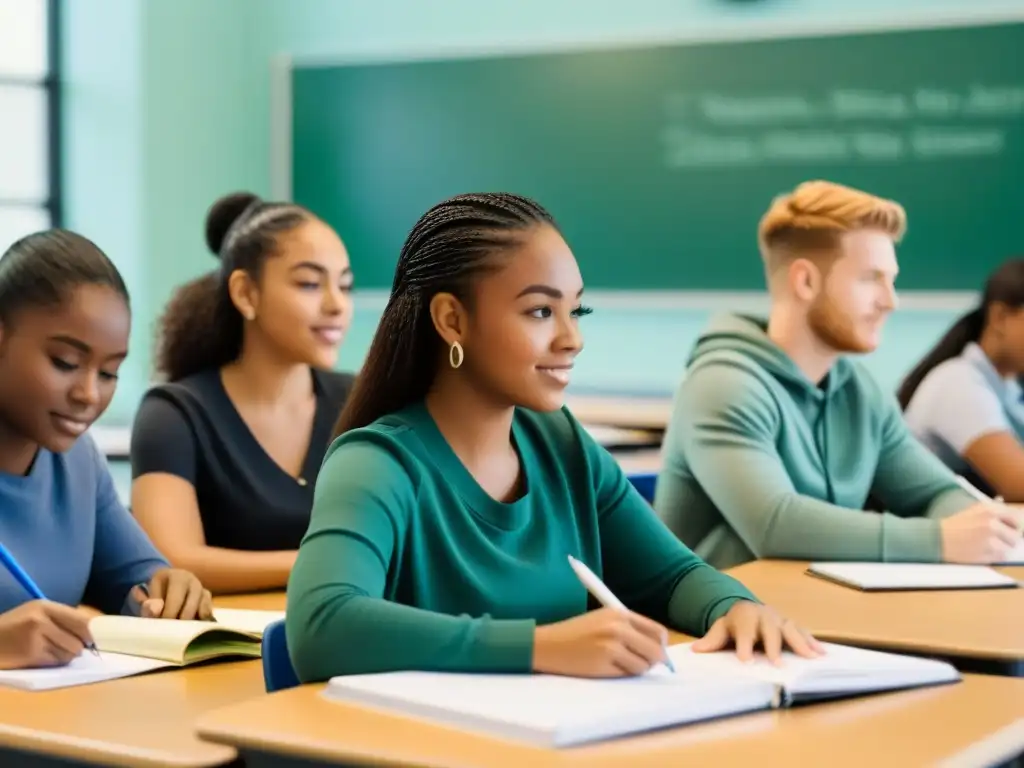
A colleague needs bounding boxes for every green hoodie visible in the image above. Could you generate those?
[654,314,973,570]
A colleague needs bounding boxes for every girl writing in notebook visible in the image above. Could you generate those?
[129,192,356,594]
[0,230,212,670]
[286,193,822,682]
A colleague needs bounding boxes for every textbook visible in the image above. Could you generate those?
[0,608,284,691]
[322,641,960,748]
[806,562,1019,591]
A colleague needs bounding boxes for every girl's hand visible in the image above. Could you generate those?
[132,569,214,620]
[692,601,824,665]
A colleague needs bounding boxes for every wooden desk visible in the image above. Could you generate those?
[728,560,1024,675]
[564,393,672,431]
[0,593,284,768]
[196,673,1024,767]
[583,424,662,449]
[214,591,286,611]
[0,660,263,768]
[613,448,663,476]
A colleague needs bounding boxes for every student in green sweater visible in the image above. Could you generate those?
[654,180,1022,570]
[286,193,821,683]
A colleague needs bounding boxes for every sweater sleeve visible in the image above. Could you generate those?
[578,416,757,635]
[285,438,535,683]
[871,393,975,524]
[667,363,948,563]
[83,439,169,615]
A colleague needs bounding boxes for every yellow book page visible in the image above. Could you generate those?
[212,608,284,635]
[89,616,260,664]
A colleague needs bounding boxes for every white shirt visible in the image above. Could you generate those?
[904,342,1024,491]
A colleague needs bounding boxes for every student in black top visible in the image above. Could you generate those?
[130,192,356,594]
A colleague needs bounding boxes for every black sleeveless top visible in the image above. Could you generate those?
[129,368,354,550]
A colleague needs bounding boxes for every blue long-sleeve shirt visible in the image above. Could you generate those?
[0,436,168,616]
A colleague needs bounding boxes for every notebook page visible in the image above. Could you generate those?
[325,669,774,747]
[212,608,284,635]
[0,652,172,691]
[667,641,958,694]
[90,616,226,663]
[809,562,1016,589]
[998,539,1024,565]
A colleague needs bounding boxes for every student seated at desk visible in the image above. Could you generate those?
[0,231,212,670]
[652,181,1021,570]
[130,193,355,595]
[286,193,821,683]
[899,260,1024,502]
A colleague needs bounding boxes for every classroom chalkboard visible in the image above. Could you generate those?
[291,21,1024,291]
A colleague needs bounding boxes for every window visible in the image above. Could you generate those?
[0,0,59,252]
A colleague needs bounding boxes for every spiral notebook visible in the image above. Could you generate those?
[0,608,284,691]
[323,642,960,748]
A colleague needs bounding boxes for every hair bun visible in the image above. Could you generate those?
[205,192,260,256]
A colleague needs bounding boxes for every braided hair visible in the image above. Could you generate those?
[155,191,313,381]
[333,192,556,437]
[0,229,129,323]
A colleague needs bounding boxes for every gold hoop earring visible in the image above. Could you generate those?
[449,341,464,369]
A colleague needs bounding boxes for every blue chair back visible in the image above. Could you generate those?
[628,472,658,504]
[262,618,300,692]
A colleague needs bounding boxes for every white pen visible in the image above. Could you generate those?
[956,475,1023,538]
[567,555,676,674]
[955,474,1004,504]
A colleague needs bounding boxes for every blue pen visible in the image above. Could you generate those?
[0,541,100,656]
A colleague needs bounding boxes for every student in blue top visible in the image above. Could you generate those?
[0,230,212,671]
[900,259,1024,502]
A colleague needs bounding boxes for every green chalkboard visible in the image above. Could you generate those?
[291,21,1024,291]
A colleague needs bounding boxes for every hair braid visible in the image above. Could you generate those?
[333,192,556,437]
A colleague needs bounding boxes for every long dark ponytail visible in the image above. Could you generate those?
[333,193,556,438]
[898,258,1024,409]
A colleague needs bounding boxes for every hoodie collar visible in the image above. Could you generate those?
[688,313,854,397]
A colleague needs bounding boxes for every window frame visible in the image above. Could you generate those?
[0,0,61,227]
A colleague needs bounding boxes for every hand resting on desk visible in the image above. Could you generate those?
[129,567,214,621]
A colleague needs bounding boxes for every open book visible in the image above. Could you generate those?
[807,562,1019,591]
[322,641,959,748]
[0,608,284,691]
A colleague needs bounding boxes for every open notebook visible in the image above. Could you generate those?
[999,540,1024,565]
[322,641,959,748]
[0,608,284,691]
[807,562,1020,591]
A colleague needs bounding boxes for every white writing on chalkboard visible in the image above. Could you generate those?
[661,86,1024,167]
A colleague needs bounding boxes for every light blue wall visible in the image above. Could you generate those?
[62,0,268,422]
[63,0,1019,425]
